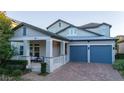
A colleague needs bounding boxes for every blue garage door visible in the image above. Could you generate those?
[90,45,112,64]
[70,46,87,62]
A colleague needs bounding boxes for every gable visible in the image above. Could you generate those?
[47,20,70,33]
[57,27,98,37]
[86,24,110,37]
[13,26,48,38]
[12,23,69,41]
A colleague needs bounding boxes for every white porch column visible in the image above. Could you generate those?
[61,41,66,64]
[46,39,53,72]
[61,41,65,55]
[24,40,31,68]
[46,39,53,57]
[67,43,70,62]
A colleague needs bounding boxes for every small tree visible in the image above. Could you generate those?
[0,12,14,64]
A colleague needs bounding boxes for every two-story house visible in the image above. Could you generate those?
[10,19,115,73]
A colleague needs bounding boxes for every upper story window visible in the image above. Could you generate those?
[59,22,61,27]
[23,26,27,36]
[68,28,77,36]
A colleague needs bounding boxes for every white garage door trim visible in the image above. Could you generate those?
[69,43,115,64]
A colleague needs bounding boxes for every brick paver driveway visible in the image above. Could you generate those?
[45,62,123,81]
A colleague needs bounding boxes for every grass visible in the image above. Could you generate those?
[115,59,124,63]
[115,59,124,78]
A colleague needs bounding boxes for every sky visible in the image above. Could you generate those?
[6,11,124,37]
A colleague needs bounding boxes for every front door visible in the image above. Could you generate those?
[30,43,40,57]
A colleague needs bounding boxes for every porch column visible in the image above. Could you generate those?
[61,41,66,64]
[24,40,31,68]
[46,39,53,72]
[61,41,65,55]
[46,39,53,57]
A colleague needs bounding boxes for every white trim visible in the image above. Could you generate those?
[87,45,90,63]
[10,36,50,41]
[69,43,113,46]
[24,40,31,68]
[112,44,115,64]
[52,38,69,43]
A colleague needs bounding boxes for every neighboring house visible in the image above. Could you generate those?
[10,19,116,73]
[116,35,124,54]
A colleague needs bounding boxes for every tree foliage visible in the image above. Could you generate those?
[0,12,14,63]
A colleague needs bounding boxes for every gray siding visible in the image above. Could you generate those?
[13,26,48,38]
[47,21,70,33]
[86,25,110,37]
[58,27,98,37]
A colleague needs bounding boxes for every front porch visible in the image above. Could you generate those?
[11,38,69,73]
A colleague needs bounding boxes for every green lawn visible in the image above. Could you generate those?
[115,59,124,78]
[115,59,124,63]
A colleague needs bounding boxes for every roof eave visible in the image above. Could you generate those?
[80,23,112,29]
[47,19,74,29]
[70,39,116,41]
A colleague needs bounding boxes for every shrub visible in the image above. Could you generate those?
[116,54,124,59]
[41,63,47,73]
[0,68,12,76]
[5,65,26,71]
[113,60,124,71]
[4,60,28,71]
[12,69,22,77]
[0,68,4,75]
[3,69,12,76]
[6,60,28,65]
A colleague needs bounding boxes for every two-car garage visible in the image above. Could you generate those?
[70,45,113,64]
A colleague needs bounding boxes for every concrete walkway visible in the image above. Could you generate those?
[21,72,46,81]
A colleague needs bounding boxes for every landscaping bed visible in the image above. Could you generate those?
[115,54,124,59]
[113,59,124,78]
[0,60,29,81]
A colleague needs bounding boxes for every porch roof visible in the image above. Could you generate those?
[12,22,69,41]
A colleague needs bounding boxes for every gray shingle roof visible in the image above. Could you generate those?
[79,23,112,29]
[79,23,101,28]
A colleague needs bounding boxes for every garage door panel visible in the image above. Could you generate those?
[90,45,112,64]
[70,46,87,62]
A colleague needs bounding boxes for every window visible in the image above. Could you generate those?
[30,43,40,57]
[20,46,24,55]
[30,47,33,56]
[34,46,40,57]
[59,22,61,27]
[23,27,26,36]
[68,28,77,36]
[65,43,67,55]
